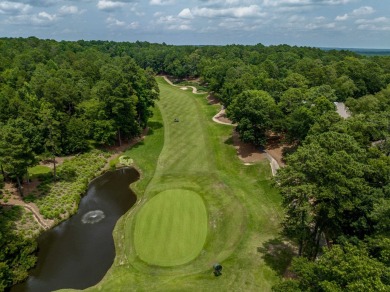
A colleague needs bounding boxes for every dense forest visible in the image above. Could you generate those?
[1,37,390,290]
[0,37,159,290]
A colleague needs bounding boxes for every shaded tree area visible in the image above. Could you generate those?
[273,93,390,290]
[81,40,390,146]
[0,206,37,291]
[273,243,390,292]
[0,37,159,289]
[0,37,159,158]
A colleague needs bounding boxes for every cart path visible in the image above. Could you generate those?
[3,200,50,230]
[162,75,282,176]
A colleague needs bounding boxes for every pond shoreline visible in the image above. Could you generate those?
[1,129,147,232]
[11,167,140,292]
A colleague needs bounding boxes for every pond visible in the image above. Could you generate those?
[12,168,139,292]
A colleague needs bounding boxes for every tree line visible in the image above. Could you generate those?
[0,37,159,193]
[1,37,389,290]
[0,37,158,289]
[66,38,390,290]
[90,39,389,290]
[79,40,390,146]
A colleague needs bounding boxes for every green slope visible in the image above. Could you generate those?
[79,77,283,292]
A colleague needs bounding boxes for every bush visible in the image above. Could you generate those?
[34,150,108,220]
[109,160,117,169]
[119,155,133,166]
[23,194,36,203]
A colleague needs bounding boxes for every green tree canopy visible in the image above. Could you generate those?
[227,90,281,146]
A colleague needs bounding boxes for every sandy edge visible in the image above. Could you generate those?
[162,75,282,176]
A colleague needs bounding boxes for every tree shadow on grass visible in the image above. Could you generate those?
[258,237,296,276]
[146,121,163,136]
[131,141,145,149]
[224,136,233,145]
[148,121,163,130]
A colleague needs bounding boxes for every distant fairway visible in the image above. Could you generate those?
[86,77,282,292]
[134,189,207,266]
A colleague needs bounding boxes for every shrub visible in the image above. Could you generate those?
[23,194,36,203]
[119,155,133,166]
[34,150,109,221]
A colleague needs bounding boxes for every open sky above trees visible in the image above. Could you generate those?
[1,0,390,48]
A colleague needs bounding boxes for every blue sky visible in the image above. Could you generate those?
[1,0,390,48]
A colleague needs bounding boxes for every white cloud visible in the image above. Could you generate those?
[335,14,348,21]
[6,11,57,25]
[2,0,58,8]
[38,11,55,21]
[351,6,374,16]
[335,6,374,21]
[263,0,354,7]
[218,19,245,30]
[306,21,337,30]
[156,14,192,31]
[128,21,139,29]
[356,17,389,25]
[150,0,174,5]
[322,0,354,4]
[0,1,31,15]
[315,16,326,21]
[129,5,144,16]
[178,8,193,19]
[288,14,306,23]
[357,24,390,31]
[157,15,178,24]
[58,5,81,15]
[106,16,139,29]
[192,5,263,18]
[169,24,191,30]
[107,16,126,27]
[97,0,125,12]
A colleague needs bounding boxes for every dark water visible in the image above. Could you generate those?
[12,168,139,292]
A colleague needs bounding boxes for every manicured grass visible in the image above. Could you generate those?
[80,77,283,292]
[175,80,208,93]
[27,165,51,179]
[134,189,207,266]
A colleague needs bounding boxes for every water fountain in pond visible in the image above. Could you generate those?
[82,210,105,224]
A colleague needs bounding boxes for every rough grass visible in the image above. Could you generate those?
[76,77,283,292]
[134,189,207,266]
[31,150,110,220]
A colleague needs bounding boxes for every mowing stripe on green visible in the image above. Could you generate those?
[134,189,207,266]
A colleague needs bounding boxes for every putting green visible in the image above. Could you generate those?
[134,189,208,266]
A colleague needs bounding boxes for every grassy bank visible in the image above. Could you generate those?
[26,150,110,221]
[77,77,283,291]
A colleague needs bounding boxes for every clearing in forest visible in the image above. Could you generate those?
[84,77,282,291]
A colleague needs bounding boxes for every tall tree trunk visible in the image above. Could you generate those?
[53,156,56,182]
[312,224,322,260]
[118,128,122,146]
[26,170,30,184]
[313,229,322,261]
[16,176,23,196]
[309,222,319,260]
[298,211,305,256]
[0,164,5,181]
